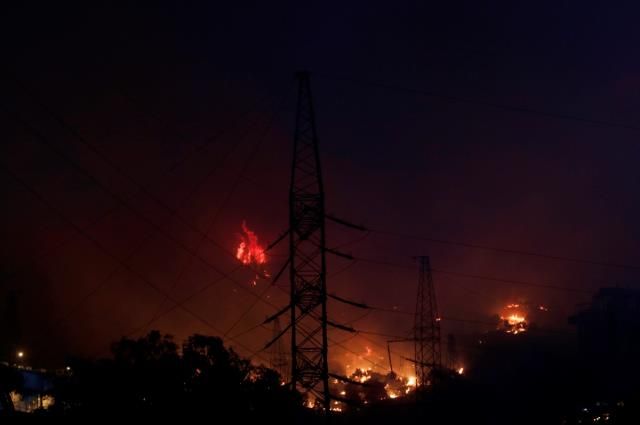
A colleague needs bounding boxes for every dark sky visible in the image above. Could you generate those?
[2,1,640,374]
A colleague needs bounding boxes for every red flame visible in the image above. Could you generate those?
[236,221,266,266]
[236,221,268,286]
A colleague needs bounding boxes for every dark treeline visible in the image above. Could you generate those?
[4,325,640,423]
[48,331,301,419]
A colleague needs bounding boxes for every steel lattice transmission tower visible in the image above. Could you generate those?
[289,71,330,410]
[414,256,441,388]
[270,317,289,382]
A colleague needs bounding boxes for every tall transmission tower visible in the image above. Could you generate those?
[269,316,289,382]
[414,256,441,388]
[289,71,330,410]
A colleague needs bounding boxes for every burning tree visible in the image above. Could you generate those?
[235,221,268,285]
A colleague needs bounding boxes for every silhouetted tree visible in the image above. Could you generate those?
[53,331,299,418]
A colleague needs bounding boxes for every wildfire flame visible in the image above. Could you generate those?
[505,314,526,326]
[332,347,420,407]
[500,303,528,334]
[385,385,400,399]
[236,221,266,265]
[344,369,417,402]
[236,221,268,285]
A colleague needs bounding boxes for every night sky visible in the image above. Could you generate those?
[2,2,640,373]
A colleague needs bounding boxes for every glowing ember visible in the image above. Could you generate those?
[236,221,268,285]
[457,367,465,375]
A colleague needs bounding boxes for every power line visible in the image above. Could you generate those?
[6,103,281,298]
[3,106,300,348]
[6,84,430,376]
[344,309,373,326]
[331,231,371,250]
[51,113,267,339]
[113,86,212,151]
[358,329,413,339]
[317,72,640,133]
[2,86,274,286]
[231,277,416,375]
[245,320,393,376]
[222,264,397,375]
[329,335,392,373]
[44,228,159,337]
[329,260,359,278]
[122,246,291,341]
[349,255,594,294]
[0,164,270,363]
[138,92,287,334]
[236,167,640,273]
[432,267,592,294]
[249,238,588,371]
[323,288,576,337]
[223,259,290,337]
[369,229,640,272]
[120,264,246,339]
[9,99,277,340]
[117,237,291,339]
[9,76,281,268]
[328,333,360,347]
[4,72,603,376]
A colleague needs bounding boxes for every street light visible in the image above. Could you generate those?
[17,351,24,359]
